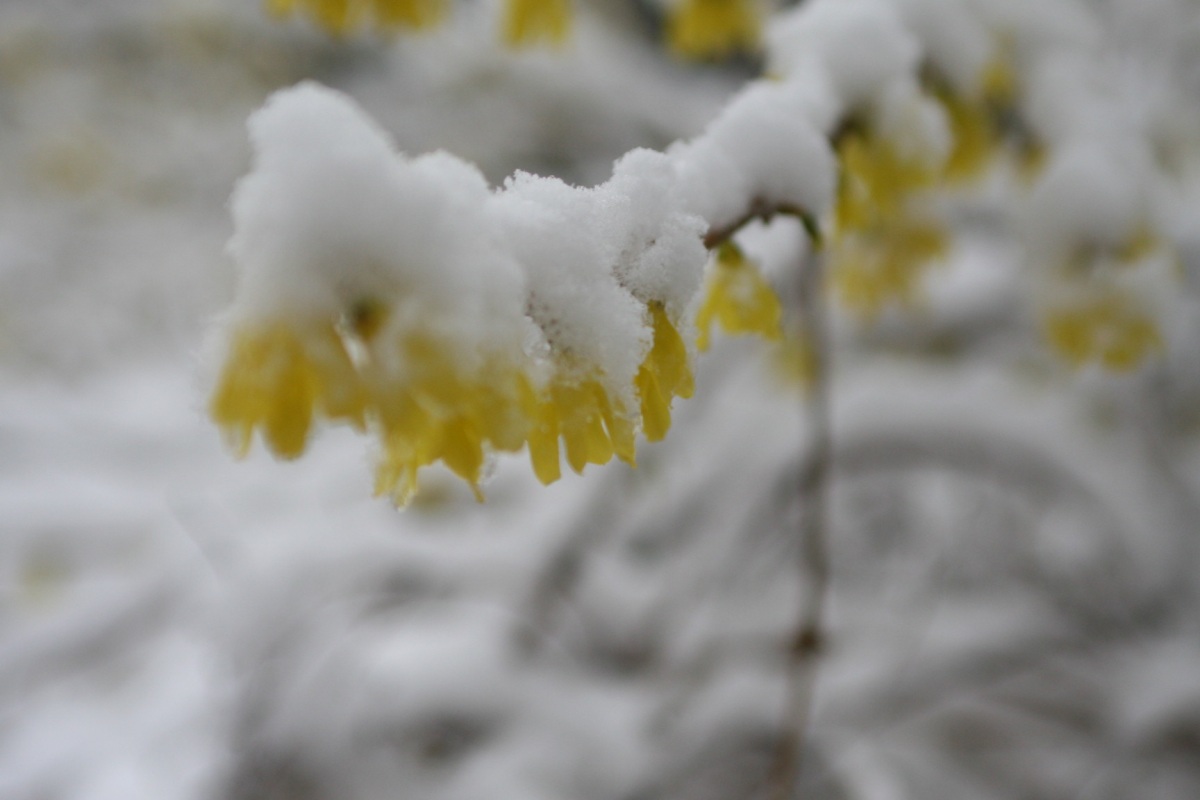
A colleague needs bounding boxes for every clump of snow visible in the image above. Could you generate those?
[684,81,837,223]
[894,0,993,93]
[766,0,920,111]
[605,148,708,322]
[872,78,952,165]
[488,172,652,399]
[668,136,755,231]
[1021,50,1115,147]
[229,82,529,361]
[969,0,1101,55]
[1025,140,1153,264]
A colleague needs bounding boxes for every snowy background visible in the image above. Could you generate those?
[3,1,1200,798]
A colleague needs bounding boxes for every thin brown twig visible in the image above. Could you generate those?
[769,248,833,800]
[702,196,834,799]
[703,199,820,250]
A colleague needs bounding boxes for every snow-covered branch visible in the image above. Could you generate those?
[210,0,1187,503]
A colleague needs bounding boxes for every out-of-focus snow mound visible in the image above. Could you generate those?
[0,2,730,797]
[4,1,1200,799]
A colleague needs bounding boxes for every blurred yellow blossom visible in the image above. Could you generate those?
[210,300,699,503]
[695,243,783,350]
[267,0,446,34]
[1042,292,1162,371]
[830,130,946,318]
[502,0,572,47]
[667,0,760,60]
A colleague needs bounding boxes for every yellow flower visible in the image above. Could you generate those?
[266,0,446,34]
[1043,293,1163,371]
[502,0,571,47]
[667,0,760,60]
[267,0,362,34]
[936,89,997,183]
[524,302,689,482]
[368,334,533,503]
[210,320,368,459]
[209,299,697,503]
[979,55,1017,110]
[636,302,695,442]
[527,376,630,483]
[373,0,446,29]
[771,332,817,389]
[1116,224,1160,265]
[830,129,947,318]
[830,220,947,318]
[695,243,783,351]
[835,132,939,232]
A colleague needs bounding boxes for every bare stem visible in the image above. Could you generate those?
[769,250,833,800]
[703,199,820,250]
[702,198,834,798]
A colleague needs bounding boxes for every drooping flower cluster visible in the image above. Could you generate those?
[212,0,1190,500]
[762,0,1176,370]
[210,84,710,503]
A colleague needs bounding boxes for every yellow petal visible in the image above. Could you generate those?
[502,0,571,47]
[438,417,485,488]
[592,382,636,466]
[667,0,760,60]
[648,302,695,398]
[262,349,315,459]
[636,364,671,443]
[528,399,562,485]
[373,0,446,29]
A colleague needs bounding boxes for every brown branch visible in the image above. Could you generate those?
[703,198,821,250]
